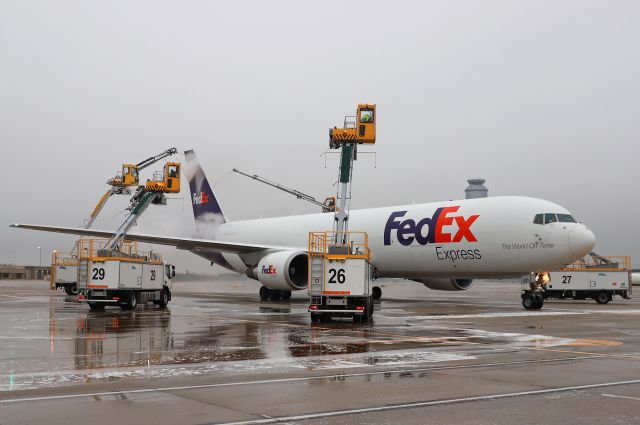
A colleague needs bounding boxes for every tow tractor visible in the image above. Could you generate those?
[308,104,378,322]
[521,253,632,309]
[50,148,178,295]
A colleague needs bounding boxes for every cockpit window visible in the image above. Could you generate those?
[533,214,543,225]
[557,214,576,223]
[544,213,558,224]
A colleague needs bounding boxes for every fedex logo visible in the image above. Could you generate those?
[384,207,480,246]
[262,265,277,275]
[192,191,209,206]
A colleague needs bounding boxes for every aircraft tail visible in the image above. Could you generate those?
[184,150,227,227]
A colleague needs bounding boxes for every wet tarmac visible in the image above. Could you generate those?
[1,278,640,424]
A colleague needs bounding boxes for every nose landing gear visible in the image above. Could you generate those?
[522,292,544,310]
[522,274,547,310]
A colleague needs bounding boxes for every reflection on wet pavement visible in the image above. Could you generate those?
[1,279,636,392]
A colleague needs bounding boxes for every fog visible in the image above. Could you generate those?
[1,1,639,273]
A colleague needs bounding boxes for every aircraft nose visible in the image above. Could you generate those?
[569,226,596,257]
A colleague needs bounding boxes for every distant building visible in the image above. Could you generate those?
[0,265,50,280]
[465,179,488,199]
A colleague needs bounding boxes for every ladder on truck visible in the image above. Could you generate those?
[50,148,179,294]
[308,104,377,322]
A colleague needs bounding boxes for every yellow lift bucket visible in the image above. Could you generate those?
[329,104,376,145]
[145,162,181,193]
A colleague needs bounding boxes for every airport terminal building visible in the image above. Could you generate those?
[0,265,50,280]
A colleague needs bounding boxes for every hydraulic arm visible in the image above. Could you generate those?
[232,168,335,212]
[85,148,178,229]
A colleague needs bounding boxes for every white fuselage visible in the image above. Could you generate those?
[201,196,596,279]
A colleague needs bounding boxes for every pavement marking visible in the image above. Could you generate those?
[215,379,640,425]
[601,393,640,402]
[527,347,640,360]
[0,355,596,404]
[561,338,623,347]
[0,294,46,302]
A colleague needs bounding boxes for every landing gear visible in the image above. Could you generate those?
[522,292,544,310]
[372,286,382,300]
[259,286,292,301]
[259,286,270,300]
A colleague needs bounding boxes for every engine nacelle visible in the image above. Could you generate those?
[414,278,474,291]
[253,251,308,291]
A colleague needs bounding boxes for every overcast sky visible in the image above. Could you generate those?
[1,0,638,273]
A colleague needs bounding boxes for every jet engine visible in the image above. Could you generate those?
[253,251,308,291]
[414,278,474,291]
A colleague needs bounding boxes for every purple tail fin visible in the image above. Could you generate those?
[184,150,227,226]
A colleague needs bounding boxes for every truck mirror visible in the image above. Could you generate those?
[172,265,176,278]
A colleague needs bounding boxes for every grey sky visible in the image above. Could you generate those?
[1,1,639,273]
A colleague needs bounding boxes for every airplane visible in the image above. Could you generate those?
[11,150,596,303]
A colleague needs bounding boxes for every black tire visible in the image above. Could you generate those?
[367,297,375,319]
[372,286,382,300]
[281,291,292,301]
[259,286,271,300]
[88,302,105,311]
[522,294,536,310]
[158,289,169,308]
[122,292,138,310]
[595,291,610,304]
[311,314,321,323]
[64,283,78,296]
[533,294,544,309]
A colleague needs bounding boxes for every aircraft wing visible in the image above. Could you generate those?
[10,224,306,254]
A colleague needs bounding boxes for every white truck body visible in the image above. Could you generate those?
[53,264,77,284]
[86,260,171,292]
[323,259,370,297]
[521,270,630,292]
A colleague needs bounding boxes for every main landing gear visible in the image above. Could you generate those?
[372,286,382,300]
[259,286,292,301]
[522,291,544,310]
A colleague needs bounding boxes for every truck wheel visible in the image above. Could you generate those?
[311,314,321,323]
[158,289,169,308]
[282,291,292,301]
[64,283,78,296]
[533,294,544,309]
[367,297,375,319]
[372,286,382,300]
[122,292,138,310]
[595,291,610,304]
[259,286,271,300]
[88,302,105,311]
